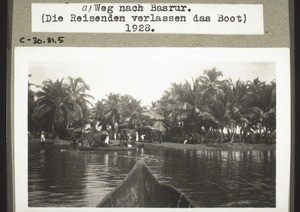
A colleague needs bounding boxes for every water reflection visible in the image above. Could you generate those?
[28,143,275,207]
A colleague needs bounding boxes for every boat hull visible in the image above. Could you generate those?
[41,141,54,145]
[78,146,137,151]
[135,142,145,147]
[97,161,197,207]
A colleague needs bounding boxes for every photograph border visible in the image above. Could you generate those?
[13,47,290,212]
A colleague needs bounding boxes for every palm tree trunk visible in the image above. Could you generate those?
[181,126,184,141]
[243,128,248,143]
[264,124,268,143]
[238,126,243,142]
[220,127,224,143]
[229,124,236,143]
[192,118,198,143]
[226,126,230,141]
[135,126,139,142]
[259,125,262,141]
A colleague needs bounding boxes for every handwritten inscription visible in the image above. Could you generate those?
[19,36,64,44]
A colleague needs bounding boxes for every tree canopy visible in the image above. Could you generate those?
[28,69,276,144]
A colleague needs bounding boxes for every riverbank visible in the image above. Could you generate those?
[28,138,133,146]
[29,137,275,151]
[29,137,72,145]
[147,142,276,151]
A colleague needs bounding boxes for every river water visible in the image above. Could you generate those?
[28,143,275,207]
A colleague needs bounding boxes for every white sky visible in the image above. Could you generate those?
[29,53,275,107]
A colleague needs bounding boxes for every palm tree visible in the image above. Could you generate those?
[28,75,38,131]
[35,79,83,133]
[223,79,248,143]
[68,77,94,126]
[126,98,144,129]
[199,68,240,143]
[158,79,215,142]
[68,77,94,105]
[245,79,276,143]
[181,78,207,140]
[204,82,233,143]
[231,80,250,142]
[102,93,121,126]
[119,94,135,120]
[155,70,276,144]
[149,101,158,110]
[91,100,106,123]
[158,83,189,126]
[200,68,225,100]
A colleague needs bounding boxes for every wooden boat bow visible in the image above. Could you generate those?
[97,161,198,208]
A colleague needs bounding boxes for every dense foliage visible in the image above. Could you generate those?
[28,69,276,144]
[28,77,93,137]
[156,69,276,144]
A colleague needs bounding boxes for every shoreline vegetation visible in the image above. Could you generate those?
[29,137,275,151]
[28,69,276,148]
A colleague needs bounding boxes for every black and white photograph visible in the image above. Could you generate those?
[14,48,290,211]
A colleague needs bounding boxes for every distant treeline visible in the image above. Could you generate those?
[28,68,276,144]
